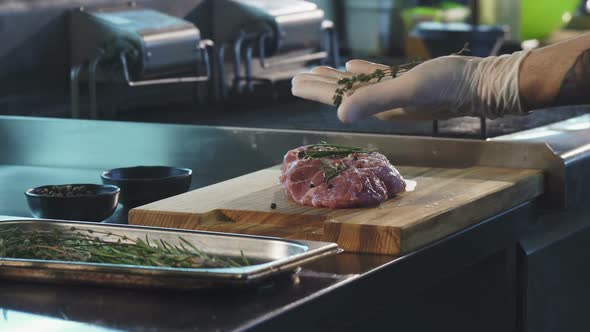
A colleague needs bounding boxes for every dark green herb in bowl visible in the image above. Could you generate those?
[25,184,120,222]
[34,185,96,197]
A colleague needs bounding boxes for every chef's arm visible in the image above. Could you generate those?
[520,33,590,110]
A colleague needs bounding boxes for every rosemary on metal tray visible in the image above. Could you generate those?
[332,43,471,107]
[0,226,249,269]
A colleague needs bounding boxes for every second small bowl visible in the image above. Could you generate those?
[101,166,192,209]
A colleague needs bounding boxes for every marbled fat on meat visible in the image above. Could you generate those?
[280,146,406,209]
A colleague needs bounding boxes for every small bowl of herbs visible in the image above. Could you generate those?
[25,184,120,222]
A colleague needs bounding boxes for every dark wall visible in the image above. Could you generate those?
[0,0,208,94]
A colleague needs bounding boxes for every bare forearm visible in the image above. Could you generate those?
[519,34,590,110]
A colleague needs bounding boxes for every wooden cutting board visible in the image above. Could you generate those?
[129,166,543,255]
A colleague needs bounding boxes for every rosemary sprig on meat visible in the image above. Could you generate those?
[301,142,375,159]
[333,43,471,107]
[299,142,374,183]
[0,226,249,269]
[320,159,348,184]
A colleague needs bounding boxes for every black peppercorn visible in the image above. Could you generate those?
[309,183,315,188]
[270,203,277,209]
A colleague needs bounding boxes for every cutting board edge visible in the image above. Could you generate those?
[323,220,402,255]
[128,208,327,241]
[398,170,544,254]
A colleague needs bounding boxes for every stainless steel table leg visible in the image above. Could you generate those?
[245,45,254,93]
[433,120,439,136]
[70,65,83,118]
[88,57,101,120]
[480,117,487,139]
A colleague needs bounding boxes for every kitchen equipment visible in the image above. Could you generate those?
[309,0,336,21]
[343,0,407,56]
[521,0,580,40]
[478,0,580,41]
[210,0,339,98]
[69,3,214,118]
[129,165,543,255]
[411,22,508,57]
[25,184,119,222]
[0,219,340,289]
[101,166,192,209]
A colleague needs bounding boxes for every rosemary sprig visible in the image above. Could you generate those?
[302,142,375,159]
[300,142,374,183]
[320,159,348,184]
[0,226,249,269]
[333,43,471,107]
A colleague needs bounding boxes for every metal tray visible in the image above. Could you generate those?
[0,219,340,289]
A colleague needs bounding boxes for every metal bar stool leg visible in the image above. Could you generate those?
[70,64,83,119]
[433,120,439,137]
[245,45,254,93]
[88,56,102,120]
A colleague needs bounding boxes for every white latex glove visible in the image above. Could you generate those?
[292,50,532,122]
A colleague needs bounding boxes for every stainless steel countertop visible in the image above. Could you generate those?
[0,115,547,331]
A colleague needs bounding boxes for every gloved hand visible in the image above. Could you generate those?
[292,50,532,123]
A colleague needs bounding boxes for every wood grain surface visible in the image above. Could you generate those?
[129,166,543,255]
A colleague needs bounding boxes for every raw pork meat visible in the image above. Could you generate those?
[279,145,406,209]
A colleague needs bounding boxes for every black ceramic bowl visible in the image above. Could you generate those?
[25,184,120,222]
[101,166,192,208]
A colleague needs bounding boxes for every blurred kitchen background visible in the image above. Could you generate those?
[1,0,590,138]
